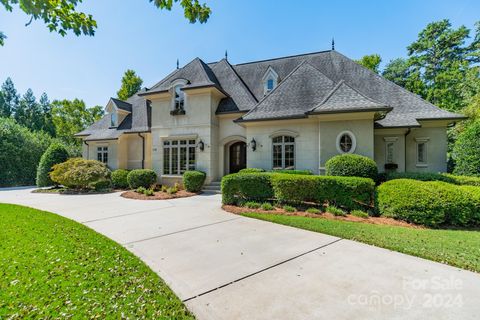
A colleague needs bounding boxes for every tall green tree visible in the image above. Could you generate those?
[39,93,56,135]
[356,54,382,74]
[117,70,143,101]
[15,89,41,129]
[407,19,480,111]
[51,99,103,145]
[0,77,19,117]
[1,0,210,46]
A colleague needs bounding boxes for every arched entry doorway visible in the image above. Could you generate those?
[229,141,246,173]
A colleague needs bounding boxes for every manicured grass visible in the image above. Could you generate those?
[0,203,194,319]
[243,213,480,273]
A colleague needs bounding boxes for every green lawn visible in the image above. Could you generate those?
[243,213,480,273]
[0,203,194,319]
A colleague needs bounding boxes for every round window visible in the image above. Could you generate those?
[336,131,356,154]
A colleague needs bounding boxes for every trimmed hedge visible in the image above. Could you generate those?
[385,172,480,186]
[50,158,111,190]
[272,169,313,175]
[452,119,480,176]
[183,170,206,192]
[271,174,374,210]
[127,169,157,189]
[111,169,129,189]
[221,173,274,205]
[36,143,70,187]
[376,179,480,227]
[325,154,378,180]
[238,168,265,174]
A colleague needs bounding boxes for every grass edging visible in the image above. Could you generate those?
[242,212,480,273]
[0,203,194,319]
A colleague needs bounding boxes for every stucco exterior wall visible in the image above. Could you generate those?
[245,119,320,173]
[318,119,374,171]
[83,140,119,170]
[374,129,407,172]
[405,126,448,173]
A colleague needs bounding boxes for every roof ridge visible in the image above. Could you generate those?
[240,60,320,120]
[233,50,332,67]
[213,58,258,104]
[196,57,221,85]
[310,80,345,111]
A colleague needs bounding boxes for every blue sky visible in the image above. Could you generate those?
[0,0,478,107]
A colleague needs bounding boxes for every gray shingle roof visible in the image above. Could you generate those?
[78,50,466,140]
[75,94,150,141]
[309,80,390,114]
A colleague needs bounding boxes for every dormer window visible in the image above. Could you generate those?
[110,112,118,127]
[262,67,279,95]
[171,84,186,115]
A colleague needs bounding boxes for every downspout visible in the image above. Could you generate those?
[404,128,411,172]
[138,133,145,169]
[83,140,89,160]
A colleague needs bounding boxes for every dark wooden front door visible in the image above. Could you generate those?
[229,142,246,173]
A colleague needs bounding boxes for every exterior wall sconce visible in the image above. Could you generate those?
[197,140,205,151]
[250,138,257,151]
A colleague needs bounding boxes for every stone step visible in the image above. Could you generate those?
[203,185,221,191]
[201,189,222,194]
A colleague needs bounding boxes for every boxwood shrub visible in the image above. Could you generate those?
[127,169,157,189]
[221,173,274,205]
[238,168,266,173]
[385,172,480,186]
[271,174,375,210]
[272,169,313,175]
[50,158,111,190]
[183,170,206,192]
[36,143,70,187]
[325,154,378,180]
[376,179,480,227]
[111,169,129,189]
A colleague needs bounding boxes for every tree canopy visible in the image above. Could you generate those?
[356,54,382,74]
[0,0,211,46]
[117,70,143,101]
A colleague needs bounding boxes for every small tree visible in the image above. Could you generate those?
[453,120,480,176]
[117,70,143,101]
[36,143,70,187]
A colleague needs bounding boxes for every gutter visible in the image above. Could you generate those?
[138,133,145,169]
[404,128,411,172]
[83,140,89,160]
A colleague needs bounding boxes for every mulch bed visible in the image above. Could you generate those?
[222,205,423,229]
[121,190,198,200]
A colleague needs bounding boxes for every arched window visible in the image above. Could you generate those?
[174,84,185,110]
[336,131,356,154]
[272,136,295,170]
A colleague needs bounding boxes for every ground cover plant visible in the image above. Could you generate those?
[0,203,194,319]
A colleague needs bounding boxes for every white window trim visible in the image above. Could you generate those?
[170,79,188,111]
[415,137,429,167]
[96,145,108,164]
[162,138,196,175]
[110,112,118,128]
[262,66,279,95]
[272,135,296,170]
[336,131,357,154]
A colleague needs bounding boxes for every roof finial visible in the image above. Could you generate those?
[331,38,335,51]
[176,58,179,69]
[225,50,228,61]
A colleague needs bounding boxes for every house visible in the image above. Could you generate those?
[75,50,465,185]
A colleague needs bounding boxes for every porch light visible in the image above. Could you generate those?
[250,138,257,152]
[198,140,205,151]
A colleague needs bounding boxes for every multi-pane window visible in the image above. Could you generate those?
[272,136,295,170]
[97,146,108,164]
[339,134,353,153]
[163,139,196,175]
[417,142,427,164]
[386,142,395,163]
[174,85,185,110]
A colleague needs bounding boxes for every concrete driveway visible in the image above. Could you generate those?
[1,188,479,319]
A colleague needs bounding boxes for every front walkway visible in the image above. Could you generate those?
[1,188,479,319]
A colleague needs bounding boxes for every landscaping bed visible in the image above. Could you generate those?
[0,203,194,319]
[121,189,197,200]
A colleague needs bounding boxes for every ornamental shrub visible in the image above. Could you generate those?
[50,158,111,190]
[271,174,375,210]
[221,173,274,205]
[272,169,313,175]
[183,170,206,192]
[385,172,480,187]
[453,120,480,176]
[111,169,129,189]
[127,169,157,189]
[325,154,378,180]
[239,168,265,173]
[376,179,480,227]
[0,118,52,187]
[36,143,70,187]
